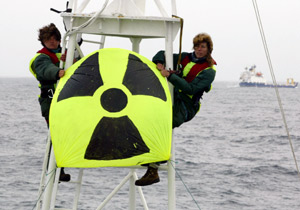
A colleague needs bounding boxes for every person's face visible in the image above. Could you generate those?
[43,36,60,50]
[194,42,208,58]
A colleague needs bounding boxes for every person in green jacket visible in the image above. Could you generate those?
[30,23,70,182]
[30,23,66,124]
[135,33,217,186]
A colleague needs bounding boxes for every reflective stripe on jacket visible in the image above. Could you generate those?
[29,48,61,97]
[181,54,215,84]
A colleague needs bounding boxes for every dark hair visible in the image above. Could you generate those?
[193,33,214,66]
[38,23,61,46]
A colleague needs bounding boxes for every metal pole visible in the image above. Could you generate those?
[132,0,146,15]
[171,0,177,15]
[130,38,142,53]
[165,21,176,210]
[65,33,77,70]
[154,0,168,17]
[133,172,149,210]
[41,147,56,210]
[130,37,141,209]
[96,172,134,210]
[36,132,51,210]
[72,169,84,210]
[129,169,136,210]
[130,37,143,210]
[99,35,106,49]
[50,168,61,209]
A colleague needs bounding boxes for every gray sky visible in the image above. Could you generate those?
[1,0,300,82]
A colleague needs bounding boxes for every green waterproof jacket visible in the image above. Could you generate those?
[30,51,61,122]
[31,53,61,92]
[152,50,216,127]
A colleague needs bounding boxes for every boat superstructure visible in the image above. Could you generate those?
[239,65,298,88]
[36,1,182,210]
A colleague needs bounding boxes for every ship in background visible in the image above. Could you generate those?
[239,65,298,88]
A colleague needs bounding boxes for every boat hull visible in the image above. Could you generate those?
[239,82,298,88]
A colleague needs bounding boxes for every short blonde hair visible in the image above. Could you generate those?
[193,33,214,66]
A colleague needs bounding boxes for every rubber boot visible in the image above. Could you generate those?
[59,167,71,182]
[135,166,160,186]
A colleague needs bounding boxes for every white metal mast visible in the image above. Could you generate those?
[38,1,181,209]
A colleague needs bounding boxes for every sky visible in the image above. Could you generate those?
[1,0,300,82]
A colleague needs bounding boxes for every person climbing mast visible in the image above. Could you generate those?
[29,23,71,182]
[135,33,217,186]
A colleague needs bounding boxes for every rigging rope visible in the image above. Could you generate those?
[32,168,56,210]
[59,0,109,69]
[170,161,202,210]
[66,0,109,36]
[252,0,300,181]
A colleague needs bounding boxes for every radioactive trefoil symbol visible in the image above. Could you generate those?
[57,52,166,160]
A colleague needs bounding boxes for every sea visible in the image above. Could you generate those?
[0,78,300,210]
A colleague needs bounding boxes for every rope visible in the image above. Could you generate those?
[59,0,110,68]
[172,15,184,71]
[252,0,300,180]
[170,161,202,210]
[31,168,57,210]
[66,0,109,37]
